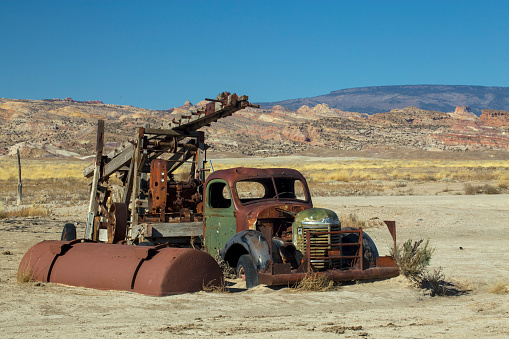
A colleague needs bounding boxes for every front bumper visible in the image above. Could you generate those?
[258,265,400,286]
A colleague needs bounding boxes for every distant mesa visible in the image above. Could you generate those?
[259,85,509,115]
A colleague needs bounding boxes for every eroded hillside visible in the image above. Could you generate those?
[1,97,508,159]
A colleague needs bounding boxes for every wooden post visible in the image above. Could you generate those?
[16,149,22,205]
[85,120,105,240]
[128,127,145,241]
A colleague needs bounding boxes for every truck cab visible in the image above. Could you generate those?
[203,167,398,288]
[203,167,312,255]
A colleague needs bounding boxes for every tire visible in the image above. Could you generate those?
[236,254,259,289]
[137,241,155,246]
[61,223,77,241]
[341,227,379,269]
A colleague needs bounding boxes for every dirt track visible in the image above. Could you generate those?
[1,194,508,338]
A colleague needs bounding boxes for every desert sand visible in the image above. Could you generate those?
[1,192,508,338]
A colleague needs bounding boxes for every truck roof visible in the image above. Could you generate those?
[206,167,307,184]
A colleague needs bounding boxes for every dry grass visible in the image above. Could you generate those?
[209,158,509,196]
[0,158,506,204]
[211,159,509,184]
[17,259,35,283]
[0,177,89,205]
[488,280,509,295]
[290,273,337,292]
[202,279,228,293]
[0,205,51,219]
[308,181,386,197]
[213,250,237,279]
[0,159,87,180]
[498,179,509,189]
[339,213,385,229]
[2,157,508,184]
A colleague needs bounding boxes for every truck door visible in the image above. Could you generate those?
[204,179,237,256]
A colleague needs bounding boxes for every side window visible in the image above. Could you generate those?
[209,181,232,208]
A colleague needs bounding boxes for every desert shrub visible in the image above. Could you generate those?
[392,180,407,188]
[391,239,434,280]
[392,240,466,297]
[488,280,509,295]
[464,184,500,195]
[291,273,336,292]
[483,184,501,194]
[463,184,477,195]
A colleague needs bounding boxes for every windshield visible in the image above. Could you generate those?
[235,176,308,204]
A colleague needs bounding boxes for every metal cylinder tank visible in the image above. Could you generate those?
[18,240,223,296]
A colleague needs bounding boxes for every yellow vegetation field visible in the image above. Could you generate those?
[1,158,508,184]
[0,159,87,181]
[0,157,508,204]
[212,159,509,184]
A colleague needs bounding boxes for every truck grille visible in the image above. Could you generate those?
[295,223,341,270]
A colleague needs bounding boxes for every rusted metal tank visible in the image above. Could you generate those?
[18,240,223,296]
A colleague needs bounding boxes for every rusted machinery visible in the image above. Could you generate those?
[20,92,256,295]
[19,90,399,294]
[80,91,255,246]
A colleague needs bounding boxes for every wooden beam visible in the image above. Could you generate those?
[145,222,203,237]
[85,120,104,240]
[166,147,194,174]
[144,128,200,137]
[122,159,135,205]
[102,145,134,179]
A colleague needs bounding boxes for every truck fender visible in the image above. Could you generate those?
[221,230,271,272]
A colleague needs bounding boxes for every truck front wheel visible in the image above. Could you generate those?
[236,254,259,289]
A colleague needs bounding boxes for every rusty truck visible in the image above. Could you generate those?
[19,92,399,295]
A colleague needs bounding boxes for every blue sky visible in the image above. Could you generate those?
[1,0,508,110]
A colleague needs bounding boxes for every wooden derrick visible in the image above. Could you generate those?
[83,92,258,244]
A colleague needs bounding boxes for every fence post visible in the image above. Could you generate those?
[16,149,22,205]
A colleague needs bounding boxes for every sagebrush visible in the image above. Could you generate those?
[391,239,434,280]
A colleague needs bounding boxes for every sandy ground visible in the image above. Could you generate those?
[1,194,508,338]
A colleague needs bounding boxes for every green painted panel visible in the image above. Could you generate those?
[204,179,237,256]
